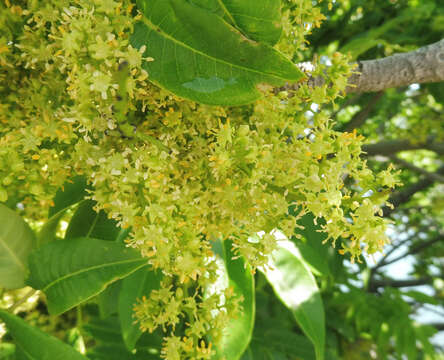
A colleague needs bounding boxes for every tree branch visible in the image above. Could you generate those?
[347,39,444,93]
[8,289,39,313]
[374,235,443,270]
[278,39,444,94]
[340,91,384,132]
[331,93,362,121]
[369,277,433,292]
[369,226,430,281]
[372,236,414,271]
[362,139,444,156]
[383,165,444,216]
[429,323,444,331]
[421,304,444,319]
[389,156,444,183]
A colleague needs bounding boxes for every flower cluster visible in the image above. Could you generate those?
[0,0,398,357]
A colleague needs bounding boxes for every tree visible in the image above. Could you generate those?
[306,1,444,358]
[0,0,443,359]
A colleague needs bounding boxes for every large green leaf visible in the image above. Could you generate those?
[292,212,330,276]
[83,317,161,360]
[83,316,124,344]
[219,0,282,45]
[243,332,317,360]
[119,265,163,351]
[261,240,325,360]
[0,310,87,360]
[240,344,287,360]
[64,200,128,318]
[26,238,148,315]
[241,336,316,360]
[190,0,282,45]
[402,290,439,305]
[48,176,88,218]
[38,176,88,246]
[0,204,36,289]
[131,0,304,106]
[97,281,122,318]
[65,200,121,242]
[83,316,162,360]
[0,343,15,359]
[215,240,255,359]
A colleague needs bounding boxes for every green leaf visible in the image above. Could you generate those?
[244,333,317,360]
[66,328,86,355]
[339,13,410,59]
[240,343,287,360]
[215,240,255,359]
[38,176,88,246]
[65,200,121,241]
[219,0,283,45]
[261,240,325,360]
[87,344,160,360]
[26,238,148,315]
[83,316,162,357]
[292,213,330,276]
[81,317,160,359]
[292,240,329,277]
[119,265,163,351]
[427,82,444,103]
[131,0,304,106]
[402,290,439,305]
[38,211,68,246]
[0,343,16,359]
[97,281,122,318]
[48,176,88,218]
[64,200,128,317]
[190,0,282,45]
[83,316,124,344]
[0,204,36,289]
[0,310,87,360]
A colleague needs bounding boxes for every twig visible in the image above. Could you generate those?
[376,235,443,269]
[369,277,433,292]
[383,165,444,217]
[331,93,362,121]
[8,289,39,313]
[341,91,384,132]
[389,156,444,183]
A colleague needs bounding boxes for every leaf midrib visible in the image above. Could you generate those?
[43,258,147,292]
[140,16,295,81]
[216,0,236,26]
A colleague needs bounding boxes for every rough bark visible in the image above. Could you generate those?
[278,39,444,94]
[347,39,444,93]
